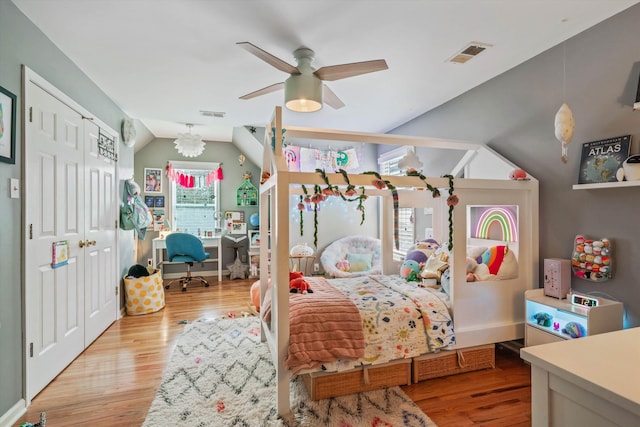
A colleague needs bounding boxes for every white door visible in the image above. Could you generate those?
[83,121,118,344]
[24,81,118,400]
[25,83,86,399]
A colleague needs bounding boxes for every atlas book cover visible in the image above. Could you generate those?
[578,135,631,184]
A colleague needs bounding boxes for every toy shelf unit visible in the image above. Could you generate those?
[524,288,623,347]
[236,178,258,206]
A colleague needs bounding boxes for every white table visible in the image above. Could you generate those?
[520,327,640,427]
[152,235,222,282]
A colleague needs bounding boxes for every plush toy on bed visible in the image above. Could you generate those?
[419,247,449,283]
[289,271,313,294]
[466,245,519,281]
[405,238,440,265]
[400,259,421,282]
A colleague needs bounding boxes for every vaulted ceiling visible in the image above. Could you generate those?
[12,0,640,147]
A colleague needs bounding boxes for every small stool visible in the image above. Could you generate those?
[123,269,165,315]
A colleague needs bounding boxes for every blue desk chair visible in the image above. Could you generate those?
[165,233,210,292]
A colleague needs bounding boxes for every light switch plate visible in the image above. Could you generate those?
[10,178,19,199]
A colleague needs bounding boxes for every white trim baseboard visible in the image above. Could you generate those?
[0,398,27,427]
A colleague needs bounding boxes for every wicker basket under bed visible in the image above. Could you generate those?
[412,344,495,382]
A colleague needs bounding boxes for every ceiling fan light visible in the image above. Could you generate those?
[285,74,323,113]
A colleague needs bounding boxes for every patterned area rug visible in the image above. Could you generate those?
[143,316,437,427]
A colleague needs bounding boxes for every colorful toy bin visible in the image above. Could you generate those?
[123,269,165,315]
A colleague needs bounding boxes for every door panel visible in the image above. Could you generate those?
[83,121,117,345]
[26,83,85,399]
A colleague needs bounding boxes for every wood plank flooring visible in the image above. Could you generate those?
[15,277,531,426]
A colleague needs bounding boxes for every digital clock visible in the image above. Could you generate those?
[571,293,599,308]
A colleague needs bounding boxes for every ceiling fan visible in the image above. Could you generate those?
[237,41,388,112]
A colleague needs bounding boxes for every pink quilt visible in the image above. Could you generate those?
[261,276,365,374]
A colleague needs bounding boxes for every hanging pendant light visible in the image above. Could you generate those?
[174,123,205,157]
[554,43,575,164]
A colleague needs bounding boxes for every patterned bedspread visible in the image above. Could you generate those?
[312,274,455,373]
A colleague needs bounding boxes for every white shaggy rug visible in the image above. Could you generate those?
[143,316,437,427]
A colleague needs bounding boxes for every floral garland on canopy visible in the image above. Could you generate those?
[165,162,224,188]
[296,167,457,250]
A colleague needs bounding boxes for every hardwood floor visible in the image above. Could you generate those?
[15,277,531,426]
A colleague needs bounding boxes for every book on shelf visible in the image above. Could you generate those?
[577,135,631,184]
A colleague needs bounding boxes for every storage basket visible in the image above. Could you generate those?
[413,344,495,382]
[123,269,165,315]
[302,358,411,400]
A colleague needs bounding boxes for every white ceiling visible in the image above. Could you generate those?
[12,0,640,144]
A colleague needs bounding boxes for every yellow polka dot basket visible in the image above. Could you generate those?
[123,269,165,315]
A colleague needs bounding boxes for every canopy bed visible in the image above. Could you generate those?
[257,107,539,415]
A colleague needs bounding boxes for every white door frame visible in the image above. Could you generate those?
[21,65,121,403]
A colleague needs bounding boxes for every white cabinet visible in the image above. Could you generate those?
[521,328,640,427]
[524,288,622,346]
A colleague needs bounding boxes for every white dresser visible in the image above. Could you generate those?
[521,328,640,427]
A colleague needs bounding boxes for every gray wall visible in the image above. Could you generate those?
[391,4,640,328]
[0,1,132,418]
[133,138,262,270]
[134,138,380,274]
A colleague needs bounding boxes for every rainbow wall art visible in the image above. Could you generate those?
[474,207,518,242]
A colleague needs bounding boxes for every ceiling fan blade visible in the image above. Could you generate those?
[239,82,285,100]
[237,42,300,75]
[314,59,388,81]
[323,84,345,109]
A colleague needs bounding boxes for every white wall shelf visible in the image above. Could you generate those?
[573,180,640,190]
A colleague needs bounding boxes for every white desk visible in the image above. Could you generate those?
[152,235,222,282]
[520,327,640,427]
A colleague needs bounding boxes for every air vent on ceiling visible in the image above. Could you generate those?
[448,42,493,64]
[200,110,226,118]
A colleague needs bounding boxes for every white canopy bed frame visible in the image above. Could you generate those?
[258,107,539,415]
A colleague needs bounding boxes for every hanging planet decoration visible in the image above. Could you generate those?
[249,213,260,227]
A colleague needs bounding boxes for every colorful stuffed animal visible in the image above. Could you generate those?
[407,239,440,262]
[533,312,553,327]
[335,259,350,272]
[289,271,313,294]
[400,259,421,282]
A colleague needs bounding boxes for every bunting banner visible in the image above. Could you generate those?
[165,162,223,188]
[284,145,300,171]
[293,146,360,172]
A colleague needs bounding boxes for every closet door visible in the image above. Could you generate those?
[25,82,86,399]
[24,79,118,401]
[83,121,117,344]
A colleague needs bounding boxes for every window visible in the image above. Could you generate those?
[169,161,221,236]
[379,147,414,260]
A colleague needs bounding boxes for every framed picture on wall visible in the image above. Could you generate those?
[154,196,165,208]
[0,84,17,164]
[144,168,162,193]
[144,196,155,208]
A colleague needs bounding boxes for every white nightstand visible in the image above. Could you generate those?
[524,288,623,347]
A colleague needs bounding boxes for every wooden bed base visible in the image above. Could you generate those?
[301,344,495,400]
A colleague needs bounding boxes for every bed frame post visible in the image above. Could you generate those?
[272,107,292,415]
[379,196,395,274]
